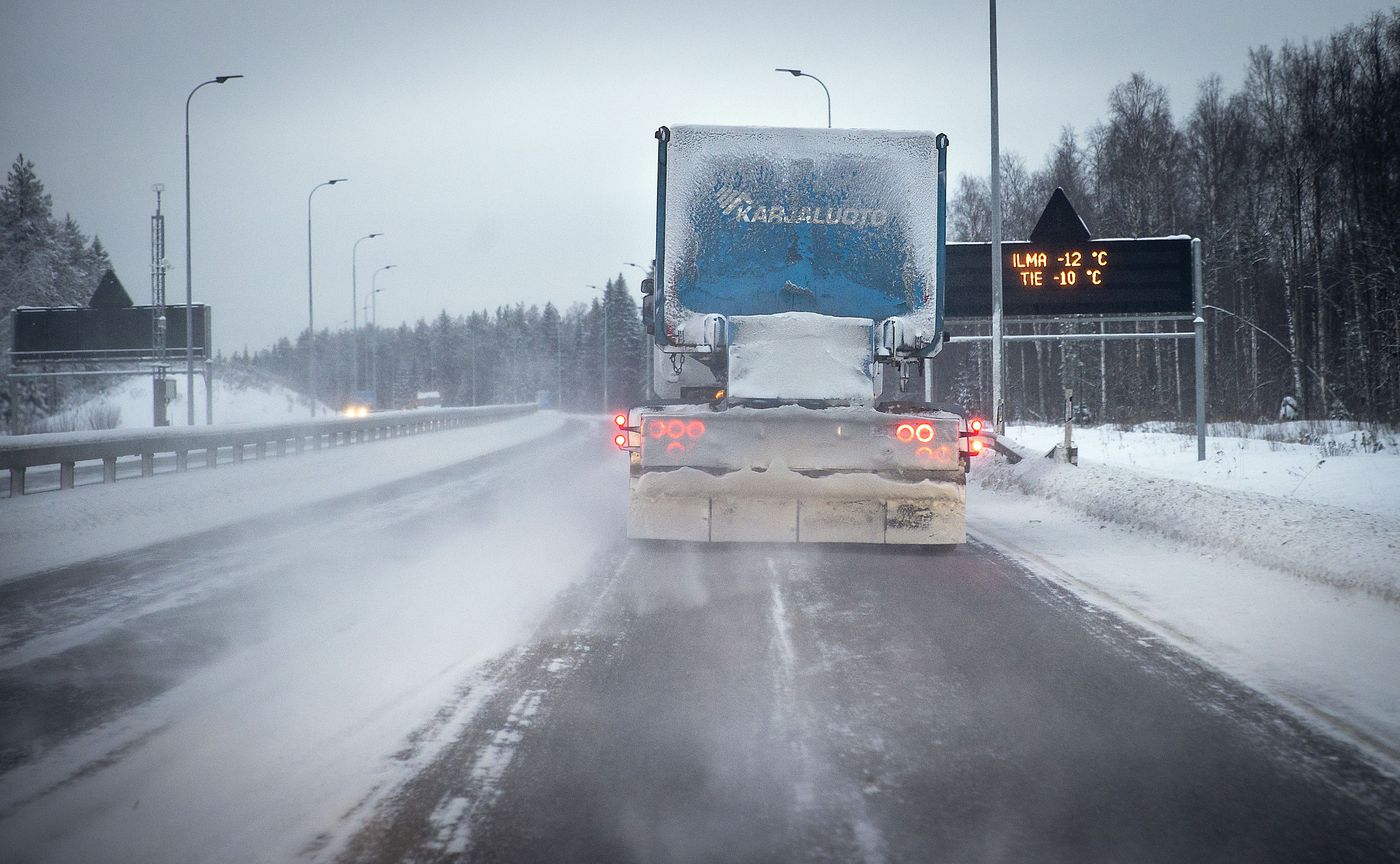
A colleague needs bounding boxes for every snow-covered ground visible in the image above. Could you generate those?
[23,370,321,433]
[972,422,1400,772]
[1004,420,1399,519]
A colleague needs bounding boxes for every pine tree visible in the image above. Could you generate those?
[0,154,58,320]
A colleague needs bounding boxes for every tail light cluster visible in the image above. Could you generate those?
[646,417,706,455]
[894,420,953,464]
[613,413,634,450]
[612,414,710,454]
[959,417,987,459]
[891,416,988,464]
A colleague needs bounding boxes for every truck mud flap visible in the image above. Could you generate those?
[712,497,797,543]
[797,500,884,544]
[885,497,965,545]
[628,495,710,542]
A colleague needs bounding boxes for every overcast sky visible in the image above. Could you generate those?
[1,0,1387,353]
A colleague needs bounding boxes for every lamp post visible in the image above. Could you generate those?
[369,264,396,404]
[306,178,347,416]
[352,232,383,391]
[775,68,831,128]
[989,0,1005,433]
[184,73,242,425]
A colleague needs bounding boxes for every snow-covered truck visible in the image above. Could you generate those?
[614,125,986,544]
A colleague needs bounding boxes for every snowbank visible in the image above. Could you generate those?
[975,428,1400,603]
[20,371,318,434]
[968,488,1400,771]
[1005,421,1399,519]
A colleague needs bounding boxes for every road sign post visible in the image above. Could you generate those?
[1193,238,1205,462]
[943,190,1204,458]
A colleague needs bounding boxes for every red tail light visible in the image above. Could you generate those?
[969,418,984,434]
[614,413,628,428]
[915,422,934,443]
[613,433,627,449]
[970,438,985,456]
[895,422,915,443]
[685,419,706,439]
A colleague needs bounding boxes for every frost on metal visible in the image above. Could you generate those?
[662,125,940,344]
[727,312,874,402]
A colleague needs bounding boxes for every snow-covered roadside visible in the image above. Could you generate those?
[975,452,1399,603]
[17,371,322,433]
[0,411,567,583]
[967,488,1400,773]
[1005,421,1399,519]
[968,430,1400,772]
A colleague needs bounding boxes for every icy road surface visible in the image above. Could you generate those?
[0,422,1397,863]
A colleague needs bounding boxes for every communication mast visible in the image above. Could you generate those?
[150,184,173,424]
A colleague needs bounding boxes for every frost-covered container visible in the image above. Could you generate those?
[659,125,942,345]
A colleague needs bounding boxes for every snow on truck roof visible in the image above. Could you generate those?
[661,125,942,344]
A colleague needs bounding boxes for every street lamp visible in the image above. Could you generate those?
[184,73,242,425]
[352,232,383,391]
[306,177,348,416]
[989,0,1005,432]
[775,68,831,128]
[368,264,396,403]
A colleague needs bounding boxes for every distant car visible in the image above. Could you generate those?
[342,390,376,418]
[408,390,442,409]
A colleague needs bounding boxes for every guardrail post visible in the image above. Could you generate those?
[233,444,245,464]
[103,457,117,483]
[141,453,154,477]
[206,447,218,468]
[60,462,74,489]
[176,450,188,472]
[256,442,266,459]
[10,467,24,497]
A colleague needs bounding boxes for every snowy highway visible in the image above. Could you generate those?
[1,419,1397,862]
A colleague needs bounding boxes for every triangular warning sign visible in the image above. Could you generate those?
[1029,188,1091,245]
[89,269,134,308]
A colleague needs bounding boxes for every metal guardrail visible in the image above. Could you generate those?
[0,404,537,497]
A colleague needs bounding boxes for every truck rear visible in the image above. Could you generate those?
[617,125,985,544]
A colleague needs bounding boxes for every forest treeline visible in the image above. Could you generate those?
[3,9,1398,429]
[243,280,647,414]
[0,155,114,432]
[943,9,1400,424]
